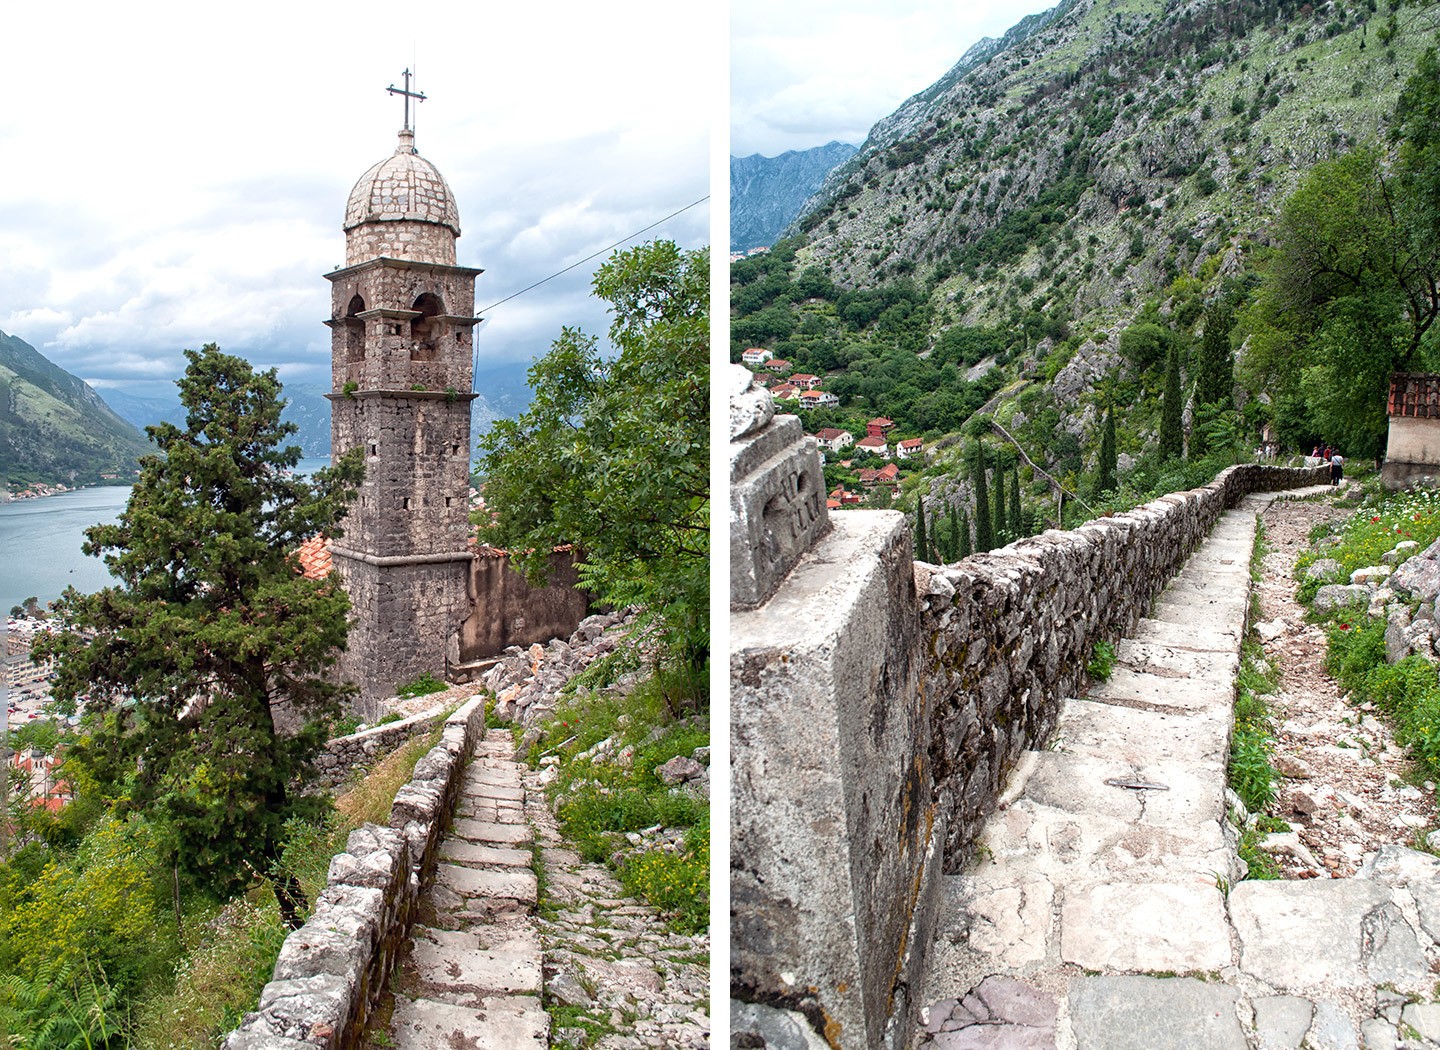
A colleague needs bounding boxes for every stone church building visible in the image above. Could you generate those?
[309,105,587,712]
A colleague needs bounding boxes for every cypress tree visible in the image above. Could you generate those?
[1194,302,1235,408]
[946,502,960,561]
[1097,404,1118,496]
[973,446,993,552]
[1009,465,1023,538]
[1159,344,1184,461]
[914,499,929,562]
[993,462,1008,546]
[958,509,972,558]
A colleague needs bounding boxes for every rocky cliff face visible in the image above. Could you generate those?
[730,141,858,252]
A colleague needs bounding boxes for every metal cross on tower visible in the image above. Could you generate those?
[387,68,426,131]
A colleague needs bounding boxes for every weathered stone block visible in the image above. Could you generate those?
[732,510,928,1050]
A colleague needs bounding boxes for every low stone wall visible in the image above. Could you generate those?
[919,462,1326,869]
[222,694,488,1049]
[312,706,448,790]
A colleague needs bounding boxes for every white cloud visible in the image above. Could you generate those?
[731,0,1057,157]
[0,0,713,396]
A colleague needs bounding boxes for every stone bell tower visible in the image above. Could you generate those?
[325,73,480,710]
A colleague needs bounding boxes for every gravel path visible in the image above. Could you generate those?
[1253,495,1439,877]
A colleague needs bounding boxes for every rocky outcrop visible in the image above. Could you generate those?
[480,610,637,726]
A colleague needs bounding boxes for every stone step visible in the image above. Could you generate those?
[976,796,1231,884]
[440,839,534,869]
[387,994,548,1049]
[407,939,542,1001]
[435,861,537,906]
[1055,696,1230,766]
[450,817,534,846]
[1113,637,1239,688]
[1128,615,1241,655]
[1085,665,1232,716]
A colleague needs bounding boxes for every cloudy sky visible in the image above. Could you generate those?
[0,1,714,400]
[731,0,1056,159]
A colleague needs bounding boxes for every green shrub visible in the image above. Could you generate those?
[396,672,448,700]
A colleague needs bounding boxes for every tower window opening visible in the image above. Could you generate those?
[411,292,444,361]
[402,497,411,510]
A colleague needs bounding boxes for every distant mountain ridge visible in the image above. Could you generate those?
[730,141,858,252]
[101,365,536,463]
[0,330,151,491]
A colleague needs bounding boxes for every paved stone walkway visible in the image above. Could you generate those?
[374,734,548,1049]
[369,732,709,1049]
[917,488,1440,1050]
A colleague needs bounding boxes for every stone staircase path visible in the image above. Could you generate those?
[376,735,549,1049]
[916,487,1440,1049]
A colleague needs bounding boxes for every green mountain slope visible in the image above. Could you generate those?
[0,330,151,490]
[733,0,1440,523]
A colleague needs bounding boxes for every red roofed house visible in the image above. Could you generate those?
[765,359,792,374]
[814,428,854,453]
[866,417,895,438]
[770,383,801,401]
[787,373,822,389]
[798,391,840,410]
[856,434,889,457]
[875,463,901,484]
[895,437,924,460]
[741,347,774,366]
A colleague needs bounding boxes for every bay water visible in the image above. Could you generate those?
[0,457,331,613]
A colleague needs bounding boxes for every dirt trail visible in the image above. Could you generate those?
[1252,496,1439,877]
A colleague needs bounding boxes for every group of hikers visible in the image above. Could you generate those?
[1311,444,1345,487]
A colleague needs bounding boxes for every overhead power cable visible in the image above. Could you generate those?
[476,195,709,315]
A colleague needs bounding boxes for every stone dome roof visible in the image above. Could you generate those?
[344,129,461,235]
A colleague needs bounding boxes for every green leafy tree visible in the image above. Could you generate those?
[1240,49,1440,456]
[478,241,709,681]
[1159,344,1184,461]
[31,346,364,928]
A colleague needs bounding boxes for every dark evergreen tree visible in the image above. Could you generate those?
[946,502,960,561]
[32,346,365,928]
[1009,466,1023,538]
[914,499,929,562]
[1159,344,1184,461]
[993,462,1008,545]
[1096,404,1118,496]
[958,509,972,558]
[972,447,994,552]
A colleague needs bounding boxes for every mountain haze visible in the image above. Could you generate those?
[731,142,858,252]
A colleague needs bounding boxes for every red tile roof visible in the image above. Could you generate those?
[296,535,332,580]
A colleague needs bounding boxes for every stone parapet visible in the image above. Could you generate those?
[312,706,448,790]
[222,694,487,1049]
[920,463,1326,868]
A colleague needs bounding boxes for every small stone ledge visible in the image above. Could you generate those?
[222,694,488,1049]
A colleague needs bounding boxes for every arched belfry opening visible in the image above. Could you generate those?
[343,294,366,362]
[411,292,444,361]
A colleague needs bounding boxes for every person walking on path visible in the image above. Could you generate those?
[1330,450,1344,487]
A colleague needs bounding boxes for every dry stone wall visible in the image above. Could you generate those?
[919,462,1326,869]
[311,706,448,790]
[222,694,487,1049]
